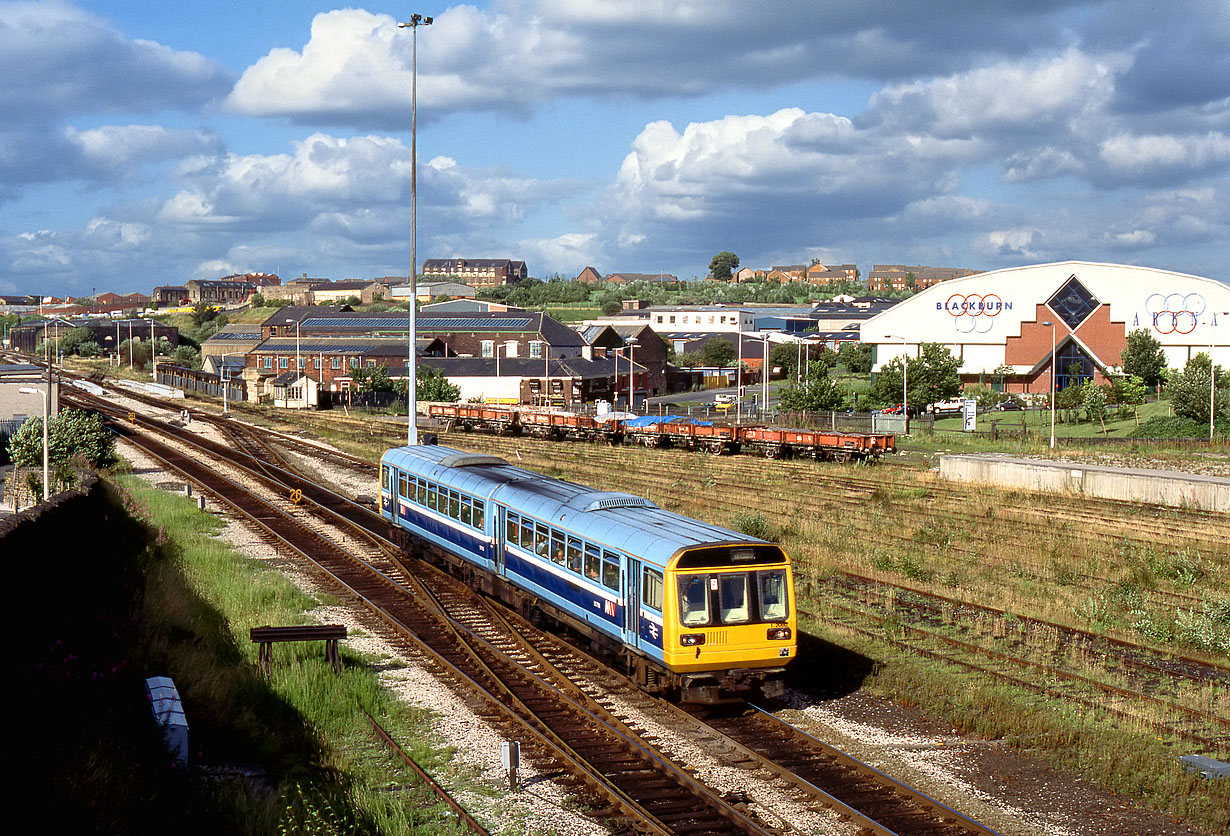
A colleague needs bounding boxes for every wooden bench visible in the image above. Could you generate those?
[250,624,347,674]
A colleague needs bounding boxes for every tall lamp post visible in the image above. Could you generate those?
[493,342,510,403]
[1042,321,1056,449]
[626,337,638,412]
[886,334,908,432]
[399,11,432,445]
[761,334,770,415]
[1211,311,1228,441]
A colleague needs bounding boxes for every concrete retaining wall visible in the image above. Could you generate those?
[938,454,1230,513]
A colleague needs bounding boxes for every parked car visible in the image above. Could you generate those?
[927,399,964,416]
[993,399,1023,411]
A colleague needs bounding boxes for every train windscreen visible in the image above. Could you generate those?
[676,568,789,627]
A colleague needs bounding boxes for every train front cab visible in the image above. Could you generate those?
[660,543,796,703]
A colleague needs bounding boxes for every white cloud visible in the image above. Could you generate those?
[980,228,1044,260]
[66,125,222,170]
[84,217,152,248]
[519,232,601,275]
[0,1,231,120]
[224,3,1104,129]
[865,48,1123,138]
[1003,147,1084,182]
[1098,132,1230,174]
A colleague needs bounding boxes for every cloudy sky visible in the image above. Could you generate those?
[2,0,1229,297]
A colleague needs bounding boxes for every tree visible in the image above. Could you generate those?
[190,301,220,327]
[696,338,736,367]
[417,367,461,402]
[352,364,394,392]
[837,342,872,374]
[7,408,118,471]
[57,327,100,356]
[1114,374,1148,426]
[777,374,845,412]
[1120,329,1166,387]
[708,251,740,281]
[118,339,153,370]
[1167,353,1228,426]
[1082,381,1108,435]
[871,342,961,410]
[173,345,202,369]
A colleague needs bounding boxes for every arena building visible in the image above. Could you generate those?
[862,261,1230,394]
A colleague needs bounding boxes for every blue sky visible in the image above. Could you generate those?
[2,0,1229,297]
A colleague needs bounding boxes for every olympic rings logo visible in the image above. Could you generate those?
[943,293,1006,334]
[1146,292,1204,335]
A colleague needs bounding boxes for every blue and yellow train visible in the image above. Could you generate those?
[380,444,797,702]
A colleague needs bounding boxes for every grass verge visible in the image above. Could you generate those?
[17,472,475,835]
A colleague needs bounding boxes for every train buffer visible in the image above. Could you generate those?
[250,624,346,674]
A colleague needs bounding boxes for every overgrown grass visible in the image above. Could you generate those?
[110,475,474,836]
[801,613,1230,833]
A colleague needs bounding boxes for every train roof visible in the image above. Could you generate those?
[381,444,770,567]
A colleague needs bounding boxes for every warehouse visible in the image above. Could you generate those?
[862,262,1230,393]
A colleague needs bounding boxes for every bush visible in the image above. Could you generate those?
[8,408,118,470]
[1130,416,1222,438]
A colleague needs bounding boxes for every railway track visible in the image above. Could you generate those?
[811,599,1229,757]
[83,389,1015,835]
[103,412,773,835]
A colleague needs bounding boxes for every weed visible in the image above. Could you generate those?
[731,511,775,541]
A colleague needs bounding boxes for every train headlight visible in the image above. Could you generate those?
[767,627,792,640]
[679,633,706,646]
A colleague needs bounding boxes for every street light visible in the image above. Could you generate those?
[18,385,49,502]
[399,11,432,446]
[761,334,770,415]
[1042,321,1056,449]
[493,342,511,403]
[1210,311,1228,440]
[626,336,638,412]
[885,334,908,431]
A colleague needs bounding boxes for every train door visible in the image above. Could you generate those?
[493,504,505,575]
[623,558,641,647]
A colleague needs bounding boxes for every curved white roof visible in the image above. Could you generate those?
[865,261,1228,343]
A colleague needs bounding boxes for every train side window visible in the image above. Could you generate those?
[399,472,409,498]
[551,530,566,565]
[507,512,520,544]
[678,575,710,627]
[416,478,425,505]
[643,569,663,611]
[522,518,535,551]
[584,546,601,580]
[718,574,750,624]
[567,537,583,573]
[381,465,391,492]
[583,543,600,580]
[427,483,438,511]
[601,550,619,590]
[449,490,460,519]
[460,495,472,526]
[534,522,549,558]
[472,501,484,530]
[757,570,789,621]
